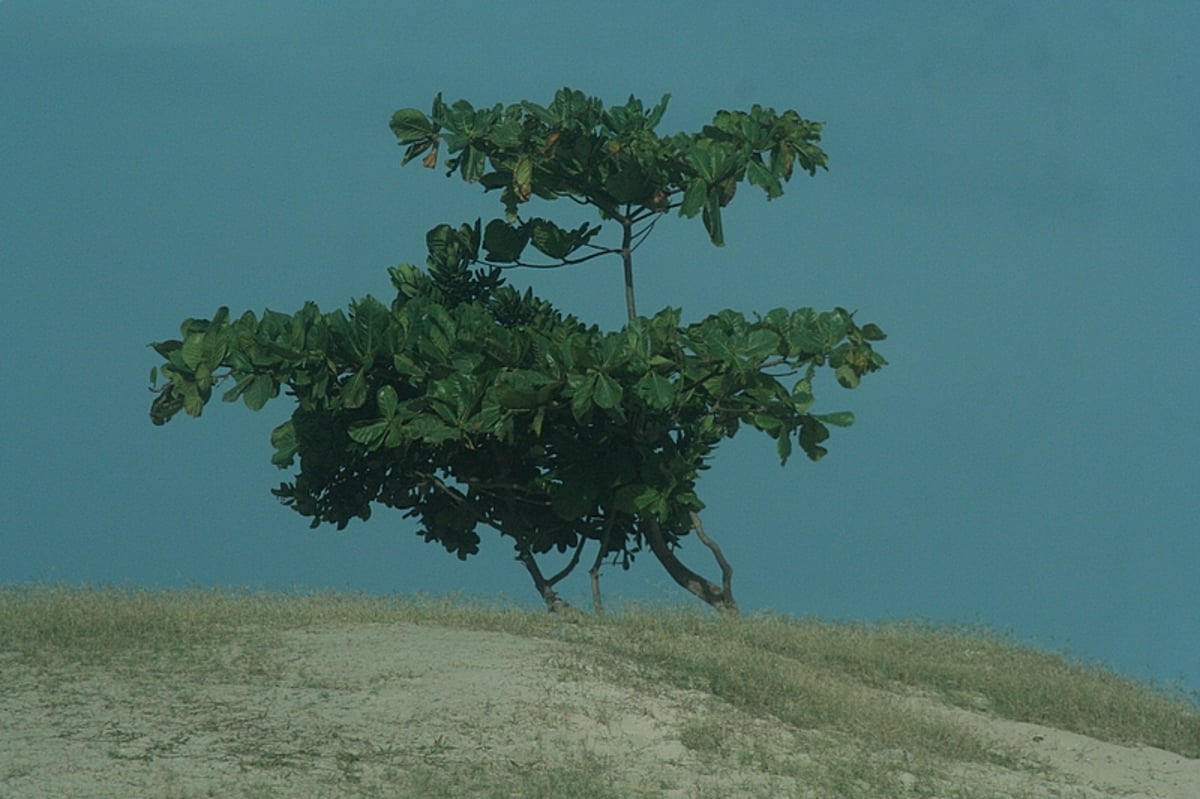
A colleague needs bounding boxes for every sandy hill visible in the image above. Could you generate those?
[2,592,1197,797]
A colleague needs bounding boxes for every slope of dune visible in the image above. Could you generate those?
[3,611,1197,798]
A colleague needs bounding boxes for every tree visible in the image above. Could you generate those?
[148,88,886,615]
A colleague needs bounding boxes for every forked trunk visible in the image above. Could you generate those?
[517,537,587,614]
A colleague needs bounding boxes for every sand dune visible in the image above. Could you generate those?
[2,621,1197,798]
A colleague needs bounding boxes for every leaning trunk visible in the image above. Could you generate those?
[641,515,737,615]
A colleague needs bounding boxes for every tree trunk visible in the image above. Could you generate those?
[620,218,637,321]
[642,515,737,615]
[515,534,589,613]
[588,513,617,615]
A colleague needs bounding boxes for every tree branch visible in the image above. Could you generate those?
[545,535,588,587]
[689,510,734,601]
[484,246,619,271]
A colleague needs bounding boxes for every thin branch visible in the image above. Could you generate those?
[422,473,472,505]
[482,246,620,271]
[689,510,734,601]
[545,535,588,587]
[464,479,552,506]
[629,215,663,252]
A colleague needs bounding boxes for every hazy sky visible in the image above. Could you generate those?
[3,2,1197,693]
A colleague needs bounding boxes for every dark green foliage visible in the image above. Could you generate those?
[149,88,885,612]
[149,255,883,554]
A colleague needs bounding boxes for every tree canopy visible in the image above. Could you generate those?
[149,88,886,613]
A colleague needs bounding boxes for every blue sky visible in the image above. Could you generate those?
[3,2,1197,693]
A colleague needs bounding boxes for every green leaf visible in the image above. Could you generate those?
[817,310,850,344]
[348,419,388,448]
[180,335,206,370]
[799,419,830,461]
[605,162,652,204]
[242,375,276,411]
[814,411,855,427]
[645,93,671,129]
[469,396,508,437]
[193,363,213,392]
[528,218,589,260]
[632,372,675,409]
[791,378,815,412]
[776,431,793,464]
[345,295,391,366]
[686,141,721,181]
[569,373,596,422]
[861,323,887,341]
[459,144,487,182]
[150,339,182,359]
[390,108,435,143]
[762,307,790,330]
[635,487,669,520]
[377,385,399,418]
[741,328,780,361]
[702,190,725,246]
[343,371,369,408]
[512,155,533,201]
[752,413,785,435]
[529,218,566,258]
[270,420,297,467]
[392,353,425,379]
[746,157,783,199]
[835,364,860,389]
[149,387,182,426]
[405,416,459,445]
[613,485,667,519]
[431,373,480,423]
[679,178,707,218]
[478,170,511,190]
[494,369,559,409]
[592,373,623,409]
[483,219,529,263]
[180,384,205,417]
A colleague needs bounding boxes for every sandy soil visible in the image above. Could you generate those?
[1,622,1196,798]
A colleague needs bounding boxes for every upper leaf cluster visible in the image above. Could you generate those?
[390,87,828,251]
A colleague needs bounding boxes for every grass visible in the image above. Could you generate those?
[577,607,1200,756]
[1,585,1197,798]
